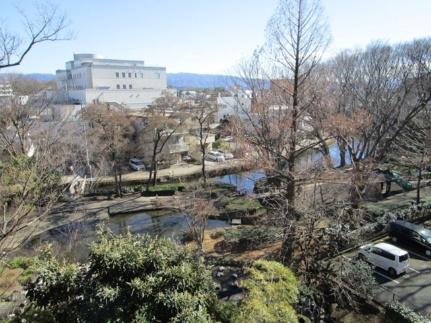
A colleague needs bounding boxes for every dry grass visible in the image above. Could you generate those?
[0,268,23,298]
[200,227,282,261]
[332,309,385,323]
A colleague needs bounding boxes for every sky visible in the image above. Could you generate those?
[1,0,431,75]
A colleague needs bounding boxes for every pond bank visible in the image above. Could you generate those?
[21,209,231,262]
[62,159,251,188]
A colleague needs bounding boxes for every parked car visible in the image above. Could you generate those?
[389,220,431,256]
[207,151,225,162]
[129,158,146,171]
[218,150,234,160]
[358,242,409,277]
[183,155,193,162]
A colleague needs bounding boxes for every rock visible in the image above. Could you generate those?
[230,280,239,288]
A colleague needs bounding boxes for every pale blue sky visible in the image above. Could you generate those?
[2,0,431,74]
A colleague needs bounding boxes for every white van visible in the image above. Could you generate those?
[358,242,409,277]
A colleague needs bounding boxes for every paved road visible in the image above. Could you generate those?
[344,236,431,315]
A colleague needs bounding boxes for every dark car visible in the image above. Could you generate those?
[389,220,431,256]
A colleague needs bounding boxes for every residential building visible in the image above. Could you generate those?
[56,54,167,109]
[216,89,252,121]
[0,82,13,98]
[137,112,216,166]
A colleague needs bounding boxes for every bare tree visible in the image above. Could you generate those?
[192,98,216,185]
[0,3,71,252]
[82,104,133,197]
[139,93,186,190]
[330,40,431,164]
[235,0,330,215]
[388,111,431,204]
[0,2,70,70]
[326,39,431,206]
[178,186,218,253]
[0,78,72,254]
[305,63,337,169]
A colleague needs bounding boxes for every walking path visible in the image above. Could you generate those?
[362,186,431,213]
[62,159,246,185]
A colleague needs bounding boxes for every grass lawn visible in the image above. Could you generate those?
[219,196,263,212]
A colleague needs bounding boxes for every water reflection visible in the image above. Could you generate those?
[299,144,352,168]
[213,144,351,195]
[213,170,266,195]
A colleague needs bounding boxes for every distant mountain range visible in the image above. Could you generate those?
[0,72,246,89]
[167,73,246,89]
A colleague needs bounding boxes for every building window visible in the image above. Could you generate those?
[116,72,119,78]
[123,84,126,89]
[135,73,137,78]
[116,84,120,89]
[122,72,126,78]
[155,72,160,79]
[128,72,132,78]
[129,84,133,89]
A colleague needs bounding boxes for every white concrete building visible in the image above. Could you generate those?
[216,89,252,121]
[56,54,167,109]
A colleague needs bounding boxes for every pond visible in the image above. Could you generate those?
[22,143,350,261]
[213,144,351,195]
[299,143,352,168]
[212,144,350,195]
[22,211,230,262]
[212,169,266,195]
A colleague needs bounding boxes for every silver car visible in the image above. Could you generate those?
[207,151,225,162]
[218,150,234,160]
[129,158,146,171]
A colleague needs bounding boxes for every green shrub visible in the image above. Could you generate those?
[213,139,230,151]
[25,233,217,322]
[220,226,283,252]
[234,260,298,323]
[7,256,34,270]
[219,196,263,212]
[211,300,240,323]
[5,256,35,285]
[386,301,430,323]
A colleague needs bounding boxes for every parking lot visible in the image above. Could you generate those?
[344,236,431,315]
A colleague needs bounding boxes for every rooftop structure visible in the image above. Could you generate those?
[55,54,167,109]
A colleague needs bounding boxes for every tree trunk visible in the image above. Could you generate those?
[320,139,333,169]
[152,161,158,186]
[201,146,206,185]
[281,226,296,264]
[146,168,153,192]
[416,167,422,205]
[113,163,120,196]
[349,162,361,209]
[118,165,123,197]
[146,143,158,191]
[338,139,346,168]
